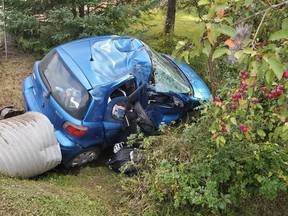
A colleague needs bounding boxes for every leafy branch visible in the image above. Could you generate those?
[233,1,288,26]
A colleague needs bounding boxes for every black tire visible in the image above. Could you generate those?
[133,102,155,135]
[65,147,100,168]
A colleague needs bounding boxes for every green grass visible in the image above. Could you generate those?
[0,154,125,216]
[127,10,199,45]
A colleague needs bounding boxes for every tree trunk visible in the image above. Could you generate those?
[164,0,176,34]
[79,4,85,18]
[71,0,77,18]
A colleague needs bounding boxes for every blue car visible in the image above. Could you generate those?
[22,35,211,168]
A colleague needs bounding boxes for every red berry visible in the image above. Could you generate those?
[278,85,285,90]
[244,72,250,79]
[240,70,246,76]
[231,104,237,110]
[271,90,277,98]
[215,96,221,102]
[240,124,248,133]
[240,79,246,85]
[276,89,283,96]
[262,86,268,92]
[242,127,248,133]
[283,71,288,79]
[251,98,259,103]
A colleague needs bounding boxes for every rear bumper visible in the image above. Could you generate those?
[54,130,83,164]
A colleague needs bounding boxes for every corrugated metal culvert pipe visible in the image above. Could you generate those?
[0,112,62,178]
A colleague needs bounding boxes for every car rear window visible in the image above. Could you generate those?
[39,50,90,119]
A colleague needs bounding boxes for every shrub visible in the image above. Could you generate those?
[122,70,288,215]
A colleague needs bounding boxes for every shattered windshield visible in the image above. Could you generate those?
[145,45,191,94]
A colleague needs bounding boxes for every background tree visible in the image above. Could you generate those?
[4,0,159,53]
[164,0,176,34]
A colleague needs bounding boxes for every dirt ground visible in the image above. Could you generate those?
[0,53,38,109]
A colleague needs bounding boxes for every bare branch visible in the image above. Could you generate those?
[251,8,270,49]
[232,0,288,26]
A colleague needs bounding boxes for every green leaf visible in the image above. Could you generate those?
[183,51,190,64]
[282,18,288,30]
[198,0,210,6]
[251,61,258,76]
[243,47,257,56]
[234,51,245,62]
[245,0,253,6]
[233,132,243,140]
[175,40,186,50]
[208,5,216,19]
[212,48,229,60]
[189,50,199,59]
[270,30,288,41]
[230,117,237,125]
[265,56,286,80]
[216,0,227,3]
[258,60,269,78]
[208,24,221,44]
[203,41,212,57]
[191,22,206,48]
[247,88,253,97]
[256,175,262,182]
[265,70,275,84]
[257,129,266,138]
[217,26,236,38]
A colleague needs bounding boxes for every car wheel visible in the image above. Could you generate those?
[133,101,155,135]
[66,147,100,168]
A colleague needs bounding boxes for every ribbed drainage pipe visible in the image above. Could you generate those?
[0,112,62,178]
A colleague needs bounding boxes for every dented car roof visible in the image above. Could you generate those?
[58,35,152,88]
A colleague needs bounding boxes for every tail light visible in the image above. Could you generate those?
[63,122,88,138]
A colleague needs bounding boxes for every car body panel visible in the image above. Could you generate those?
[22,35,211,166]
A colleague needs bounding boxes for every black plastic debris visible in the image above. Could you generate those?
[0,106,24,119]
[106,142,145,177]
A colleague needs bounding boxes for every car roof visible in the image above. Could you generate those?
[57,35,152,89]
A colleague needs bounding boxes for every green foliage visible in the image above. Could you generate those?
[121,1,288,215]
[173,0,288,95]
[122,73,288,214]
[5,0,160,53]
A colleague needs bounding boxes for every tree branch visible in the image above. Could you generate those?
[232,1,288,26]
[251,8,270,49]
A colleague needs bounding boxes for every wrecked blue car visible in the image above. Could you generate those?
[22,35,211,168]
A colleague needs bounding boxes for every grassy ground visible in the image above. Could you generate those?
[0,164,123,216]
[129,10,198,47]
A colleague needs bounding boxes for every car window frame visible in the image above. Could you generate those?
[38,49,91,120]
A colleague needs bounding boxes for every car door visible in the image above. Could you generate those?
[103,96,130,145]
[103,78,138,145]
